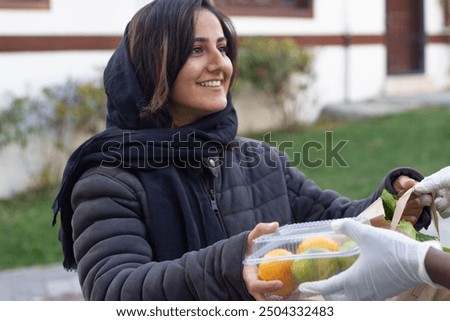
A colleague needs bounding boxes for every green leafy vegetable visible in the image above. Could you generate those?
[396,220,417,239]
[415,231,438,242]
[381,189,441,244]
[381,188,398,221]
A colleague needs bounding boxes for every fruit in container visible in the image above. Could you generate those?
[291,247,340,284]
[257,248,297,296]
[246,220,362,300]
[296,235,340,253]
[337,240,358,271]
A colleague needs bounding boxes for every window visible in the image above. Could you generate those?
[0,0,50,9]
[216,0,313,17]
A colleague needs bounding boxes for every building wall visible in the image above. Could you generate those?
[231,0,386,106]
[0,0,149,99]
[0,0,448,101]
[425,0,450,90]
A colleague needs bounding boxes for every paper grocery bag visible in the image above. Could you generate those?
[358,188,450,301]
[390,284,450,301]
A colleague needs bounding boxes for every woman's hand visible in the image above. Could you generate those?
[392,175,424,225]
[243,222,281,300]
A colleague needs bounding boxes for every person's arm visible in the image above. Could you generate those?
[283,159,429,227]
[414,165,450,288]
[298,218,441,300]
[71,167,253,300]
[425,247,450,289]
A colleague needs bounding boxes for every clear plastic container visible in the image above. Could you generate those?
[243,219,360,300]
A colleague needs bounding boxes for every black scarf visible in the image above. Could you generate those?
[52,102,238,270]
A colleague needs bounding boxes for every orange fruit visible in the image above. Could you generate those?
[296,236,339,254]
[257,248,297,297]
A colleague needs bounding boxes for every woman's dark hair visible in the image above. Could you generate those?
[127,0,238,122]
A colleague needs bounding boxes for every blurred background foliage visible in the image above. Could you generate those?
[0,77,106,151]
[236,36,312,97]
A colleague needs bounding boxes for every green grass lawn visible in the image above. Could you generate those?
[1,106,449,270]
[254,107,450,199]
[0,185,62,270]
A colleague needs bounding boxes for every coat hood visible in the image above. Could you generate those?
[103,27,158,130]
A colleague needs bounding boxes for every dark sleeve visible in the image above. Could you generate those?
[283,154,430,229]
[71,167,253,301]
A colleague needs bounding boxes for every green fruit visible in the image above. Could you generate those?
[337,240,359,271]
[291,247,340,284]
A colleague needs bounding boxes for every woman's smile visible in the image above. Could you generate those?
[198,80,222,87]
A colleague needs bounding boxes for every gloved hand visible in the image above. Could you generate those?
[414,166,450,219]
[298,218,440,300]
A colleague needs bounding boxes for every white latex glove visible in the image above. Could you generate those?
[298,218,440,300]
[414,166,450,219]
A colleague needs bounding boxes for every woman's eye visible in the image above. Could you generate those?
[191,47,202,55]
[218,45,228,55]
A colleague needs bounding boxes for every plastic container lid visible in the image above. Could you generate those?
[244,219,360,265]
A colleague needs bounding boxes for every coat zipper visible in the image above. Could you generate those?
[207,175,228,237]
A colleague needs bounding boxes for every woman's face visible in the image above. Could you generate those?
[168,8,233,127]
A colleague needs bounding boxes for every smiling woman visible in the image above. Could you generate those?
[52,0,432,301]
